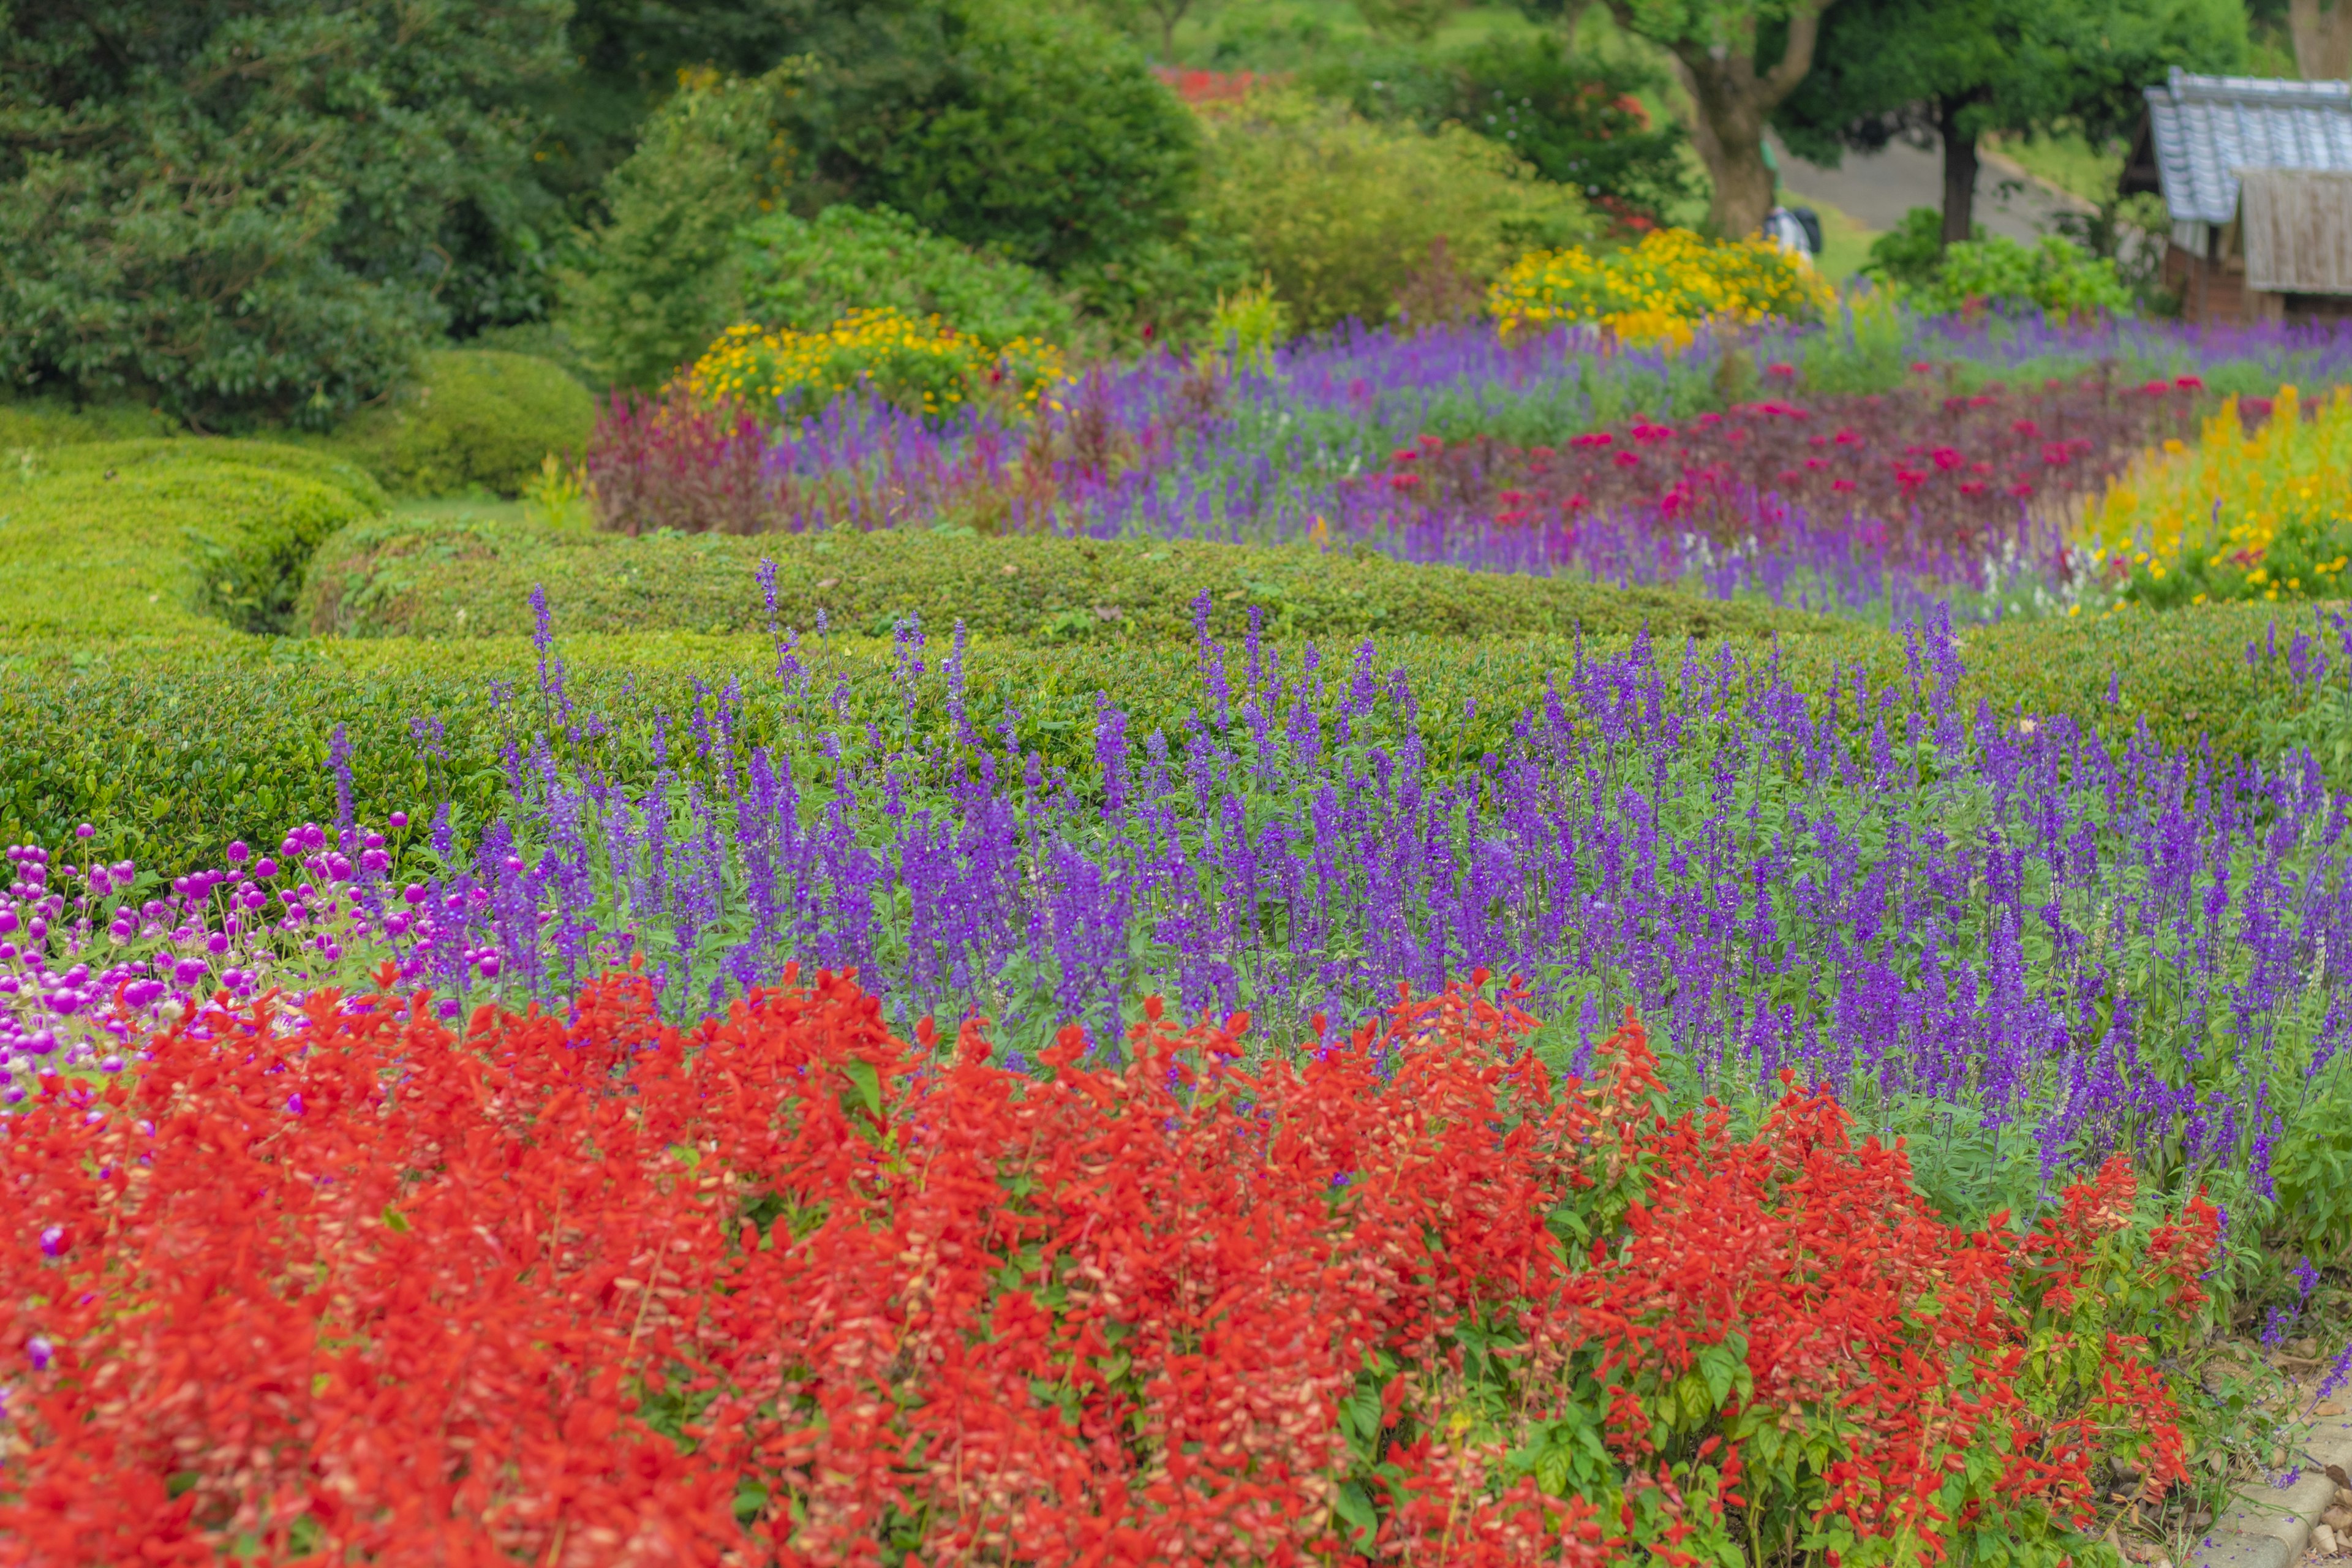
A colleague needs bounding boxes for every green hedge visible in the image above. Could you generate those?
[323,350,595,497]
[1956,600,2347,764]
[37,437,390,511]
[1,627,1835,876]
[1,600,2339,879]
[298,515,1813,644]
[3,442,384,638]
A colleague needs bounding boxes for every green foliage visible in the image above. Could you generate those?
[0,442,382,639]
[1308,34,1697,224]
[1861,208,1956,290]
[0,627,1798,883]
[1777,0,2248,221]
[325,350,595,498]
[0,0,570,428]
[1208,279,1294,372]
[0,398,183,450]
[1912,236,2135,318]
[1198,92,1592,333]
[1951,601,2333,767]
[826,4,1203,279]
[36,440,390,515]
[557,64,804,392]
[297,514,1813,644]
[1054,228,1257,348]
[733,205,1074,345]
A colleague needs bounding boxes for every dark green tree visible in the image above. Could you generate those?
[1774,0,2245,246]
[1,0,569,425]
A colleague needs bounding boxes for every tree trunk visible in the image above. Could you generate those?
[1618,0,1836,239]
[1938,96,1978,246]
[2290,0,2352,81]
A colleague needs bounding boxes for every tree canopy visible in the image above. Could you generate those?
[1775,0,2246,243]
[1,0,568,424]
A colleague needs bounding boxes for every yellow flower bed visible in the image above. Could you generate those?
[2086,385,2352,607]
[1487,228,1835,349]
[682,308,1066,422]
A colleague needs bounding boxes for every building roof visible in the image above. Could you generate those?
[2142,67,2352,226]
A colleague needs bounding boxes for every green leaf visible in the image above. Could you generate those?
[842,1058,883,1120]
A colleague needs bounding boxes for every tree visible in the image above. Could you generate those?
[1356,0,1460,42]
[1590,0,1839,239]
[1776,0,2245,247]
[2288,0,2352,79]
[1082,0,1206,59]
[0,0,568,426]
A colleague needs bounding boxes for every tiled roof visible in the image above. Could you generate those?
[2145,67,2352,225]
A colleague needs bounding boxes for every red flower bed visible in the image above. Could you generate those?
[1,971,2213,1566]
[1390,374,2205,562]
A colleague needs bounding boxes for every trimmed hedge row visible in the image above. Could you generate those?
[298,515,1814,644]
[1956,600,2346,764]
[4,601,2339,879]
[3,442,384,637]
[1,628,1813,876]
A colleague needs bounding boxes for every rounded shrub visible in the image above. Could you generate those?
[1197,92,1591,334]
[334,350,595,497]
[827,3,1201,278]
[734,204,1073,346]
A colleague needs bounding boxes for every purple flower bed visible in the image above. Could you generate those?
[580,312,2352,617]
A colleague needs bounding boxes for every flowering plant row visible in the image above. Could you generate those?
[2090,384,2352,608]
[1487,230,1836,349]
[682,310,1066,426]
[1368,370,2201,597]
[1,969,2220,1566]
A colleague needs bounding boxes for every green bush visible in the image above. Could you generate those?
[557,64,804,392]
[1,444,382,638]
[830,4,1202,279]
[0,0,567,428]
[1918,235,2135,318]
[1308,34,1697,225]
[324,350,595,498]
[734,205,1074,345]
[1198,92,1592,334]
[297,514,1814,644]
[1866,211,2134,318]
[1860,207,1954,290]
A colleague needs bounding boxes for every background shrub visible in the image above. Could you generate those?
[1866,211,2134,319]
[556,65,803,393]
[1199,92,1589,333]
[823,4,1202,279]
[1307,34,1695,226]
[1913,235,2136,318]
[325,350,594,497]
[0,0,568,428]
[734,204,1074,345]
